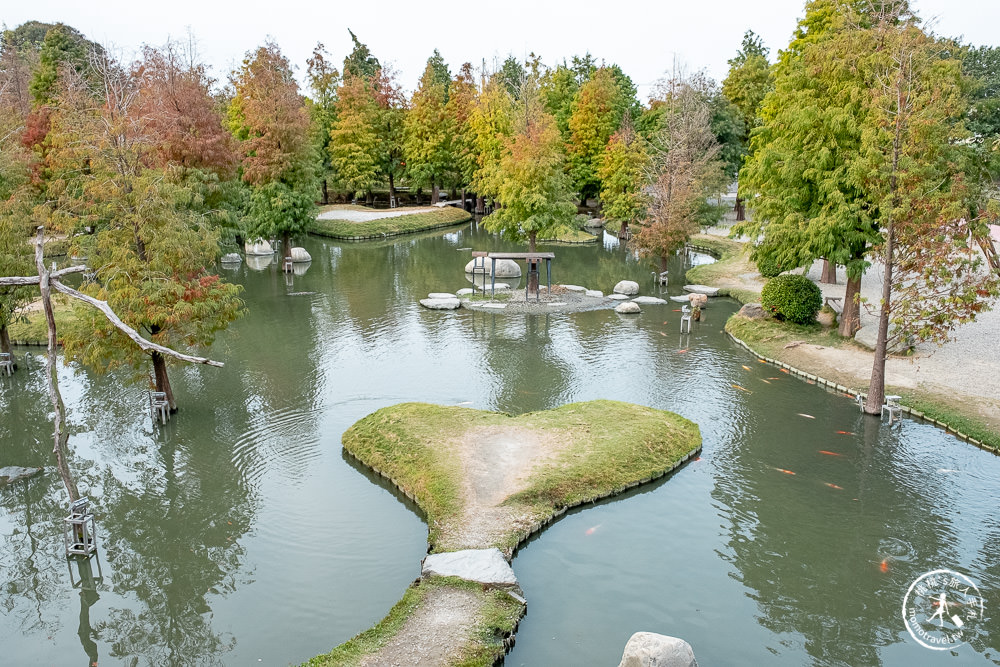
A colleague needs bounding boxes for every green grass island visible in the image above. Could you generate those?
[306,400,701,666]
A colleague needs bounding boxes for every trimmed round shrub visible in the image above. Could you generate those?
[761,274,823,325]
[754,252,785,279]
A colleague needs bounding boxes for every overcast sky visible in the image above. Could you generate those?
[5,1,998,100]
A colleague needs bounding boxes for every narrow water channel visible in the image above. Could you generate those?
[1,222,997,665]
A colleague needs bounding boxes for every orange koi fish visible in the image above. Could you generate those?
[774,467,796,475]
[825,483,844,490]
[732,384,752,393]
[780,368,790,374]
[742,365,752,371]
[818,450,842,457]
[835,431,855,435]
[758,359,767,363]
[585,525,601,536]
[880,558,890,573]
[677,349,688,354]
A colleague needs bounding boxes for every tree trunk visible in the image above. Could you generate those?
[820,259,837,284]
[322,178,329,205]
[476,196,484,214]
[735,196,745,222]
[619,222,630,240]
[389,172,397,207]
[660,255,668,273]
[527,231,539,297]
[461,188,467,210]
[865,225,895,415]
[0,323,12,358]
[431,178,440,205]
[449,186,457,200]
[151,350,177,413]
[35,229,79,502]
[365,190,374,206]
[838,274,863,338]
[282,231,292,261]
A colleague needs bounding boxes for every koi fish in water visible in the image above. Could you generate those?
[835,430,855,435]
[732,384,752,393]
[677,349,688,354]
[585,525,601,536]
[880,558,890,573]
[797,413,816,419]
[773,467,796,475]
[818,450,842,457]
[780,368,790,374]
[742,365,752,371]
[825,483,844,490]
[760,379,772,384]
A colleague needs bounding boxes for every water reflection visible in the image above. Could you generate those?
[4,223,1000,665]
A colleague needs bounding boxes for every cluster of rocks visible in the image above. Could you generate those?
[419,278,720,315]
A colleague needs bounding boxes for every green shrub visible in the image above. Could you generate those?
[753,252,785,278]
[761,274,822,325]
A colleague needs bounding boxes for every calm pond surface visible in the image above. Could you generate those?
[2,221,999,666]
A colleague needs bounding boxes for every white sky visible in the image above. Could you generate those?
[4,1,998,100]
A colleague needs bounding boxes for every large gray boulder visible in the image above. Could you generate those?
[614,280,640,296]
[583,217,605,229]
[561,284,587,292]
[419,298,461,310]
[245,239,274,256]
[688,293,708,308]
[290,247,312,263]
[737,303,767,319]
[464,258,522,278]
[421,548,519,589]
[617,632,699,667]
[616,301,641,314]
[0,466,43,487]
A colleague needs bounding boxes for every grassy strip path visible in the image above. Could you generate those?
[313,400,701,666]
[310,206,471,240]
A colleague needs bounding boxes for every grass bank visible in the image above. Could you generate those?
[304,576,523,667]
[725,314,1000,450]
[7,297,79,345]
[342,400,701,552]
[309,206,471,240]
[540,227,599,244]
[685,234,760,304]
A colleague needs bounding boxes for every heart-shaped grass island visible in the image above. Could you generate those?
[307,400,701,667]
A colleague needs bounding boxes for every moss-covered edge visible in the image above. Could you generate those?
[309,207,472,240]
[324,399,701,666]
[725,314,1000,451]
[304,576,524,667]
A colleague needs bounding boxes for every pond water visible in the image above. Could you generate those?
[1,221,998,666]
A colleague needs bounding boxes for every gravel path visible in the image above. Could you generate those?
[316,206,440,222]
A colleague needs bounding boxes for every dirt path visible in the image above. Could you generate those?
[439,425,570,553]
[358,587,485,667]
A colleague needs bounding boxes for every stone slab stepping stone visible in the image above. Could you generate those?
[608,294,630,301]
[428,292,456,299]
[683,284,720,296]
[491,283,511,290]
[422,548,519,588]
[456,288,474,296]
[615,301,641,314]
[0,466,42,487]
[670,295,692,303]
[585,290,604,298]
[420,298,461,310]
[560,284,587,292]
[632,296,667,305]
[548,302,568,307]
[481,303,507,310]
[613,280,640,295]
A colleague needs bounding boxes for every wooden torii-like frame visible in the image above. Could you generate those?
[0,227,224,502]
